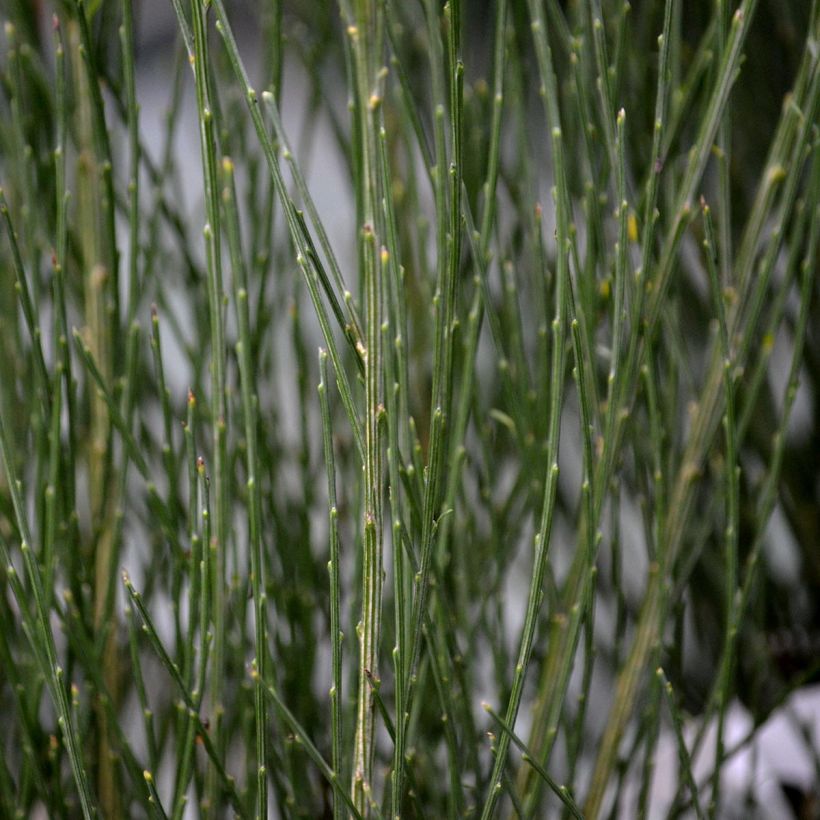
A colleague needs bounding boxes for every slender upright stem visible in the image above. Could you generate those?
[346,1,385,811]
[189,1,229,810]
[222,157,269,818]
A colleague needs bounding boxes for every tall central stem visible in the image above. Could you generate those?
[348,0,384,813]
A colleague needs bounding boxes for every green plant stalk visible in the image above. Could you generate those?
[189,2,229,809]
[1,0,816,814]
[644,0,758,336]
[518,289,601,817]
[611,1,631,109]
[731,108,811,326]
[222,156,269,818]
[377,126,411,455]
[4,21,39,292]
[146,313,176,494]
[37,23,70,628]
[736,143,820,630]
[260,681,366,820]
[432,128,506,812]
[515,1,616,813]
[71,332,183,552]
[68,14,122,813]
[144,770,171,820]
[345,0,385,810]
[390,492,479,817]
[583,15,820,819]
[601,0,757,506]
[692,38,818,779]
[52,17,79,546]
[381,1,438,808]
[0,192,49,418]
[122,571,245,816]
[521,0,756,810]
[171,391,201,818]
[482,703,583,820]
[628,0,675,370]
[384,6,433,177]
[141,47,187,284]
[600,106,630,487]
[715,0,733,284]
[636,671,662,820]
[377,77,476,811]
[0,417,95,818]
[587,0,618,182]
[84,0,146,688]
[210,2,365,461]
[263,98,364,345]
[58,586,163,817]
[480,1,571,815]
[0,603,54,813]
[566,45,606,427]
[149,306,185,662]
[424,618,465,819]
[558,311,598,793]
[125,602,159,775]
[70,1,119,325]
[93,318,141,662]
[682,132,820,809]
[196,454,214,714]
[121,0,140,326]
[701,199,739,816]
[318,349,344,820]
[657,668,705,820]
[426,0,509,775]
[396,3,464,813]
[733,70,819,362]
[734,251,794,444]
[376,114,412,820]
[42,356,63,616]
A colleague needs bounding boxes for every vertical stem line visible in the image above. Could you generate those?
[69,13,120,813]
[701,200,738,816]
[121,0,140,326]
[587,0,618,179]
[70,0,120,339]
[347,1,384,812]
[173,391,200,818]
[480,1,571,815]
[318,349,344,820]
[52,17,78,541]
[189,2,228,809]
[715,0,733,283]
[397,0,463,812]
[222,157,269,818]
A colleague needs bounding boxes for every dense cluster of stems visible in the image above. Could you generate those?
[0,0,817,817]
